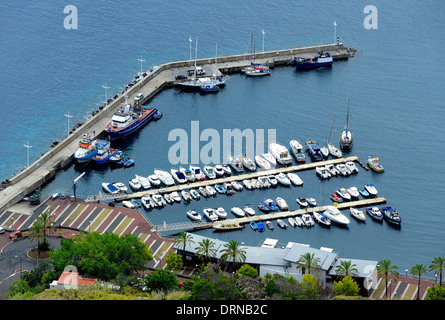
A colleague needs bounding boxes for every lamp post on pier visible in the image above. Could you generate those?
[64,112,73,136]
[137,56,145,78]
[102,83,110,107]
[333,20,337,44]
[24,141,32,167]
[261,28,265,52]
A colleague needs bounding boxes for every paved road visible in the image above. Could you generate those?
[0,235,63,298]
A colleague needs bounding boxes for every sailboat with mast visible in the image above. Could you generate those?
[243,34,270,76]
[339,97,353,151]
[328,115,342,158]
[179,37,229,90]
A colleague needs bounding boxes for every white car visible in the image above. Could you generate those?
[0,226,4,234]
[134,93,144,102]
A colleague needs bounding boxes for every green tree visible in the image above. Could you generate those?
[429,256,445,287]
[49,232,153,281]
[236,264,258,279]
[300,273,322,300]
[410,263,428,300]
[28,223,46,256]
[196,238,217,263]
[333,275,360,297]
[144,269,179,293]
[335,260,359,278]
[175,232,195,254]
[164,251,183,272]
[377,259,399,299]
[425,284,445,300]
[296,253,322,275]
[220,240,246,270]
[191,278,215,300]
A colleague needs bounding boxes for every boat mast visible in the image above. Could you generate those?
[328,115,336,145]
[345,97,350,131]
[193,36,198,81]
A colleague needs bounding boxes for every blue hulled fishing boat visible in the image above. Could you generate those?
[295,51,333,70]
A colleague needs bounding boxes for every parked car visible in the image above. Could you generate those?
[9,230,22,239]
[134,93,144,102]
[0,226,5,234]
[175,74,187,80]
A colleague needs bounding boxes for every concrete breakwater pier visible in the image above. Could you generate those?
[0,43,352,214]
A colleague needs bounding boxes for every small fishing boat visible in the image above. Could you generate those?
[171,168,188,184]
[296,197,308,207]
[213,222,243,231]
[243,204,256,216]
[141,196,155,210]
[198,186,209,198]
[215,184,226,194]
[255,155,271,170]
[227,154,244,172]
[294,216,305,227]
[200,83,220,93]
[316,166,331,179]
[203,208,219,221]
[187,209,202,221]
[257,221,265,231]
[261,153,277,167]
[323,206,350,225]
[74,134,98,163]
[130,198,141,208]
[313,210,331,227]
[110,150,124,162]
[113,182,128,193]
[295,51,333,70]
[336,188,351,201]
[203,166,217,179]
[277,219,288,229]
[336,163,351,176]
[230,207,245,217]
[288,217,297,227]
[243,179,255,190]
[129,178,142,190]
[276,173,291,186]
[122,200,135,209]
[123,157,135,167]
[180,167,195,182]
[267,175,278,187]
[289,140,306,163]
[347,186,360,199]
[258,176,271,189]
[181,189,192,202]
[330,193,343,203]
[258,202,271,212]
[222,165,232,175]
[302,214,315,227]
[270,143,293,165]
[345,161,359,174]
[29,192,41,205]
[102,182,119,194]
[250,221,258,230]
[224,182,236,195]
[359,189,370,198]
[51,192,59,200]
[350,207,366,221]
[152,194,166,207]
[325,164,340,176]
[364,184,378,196]
[245,66,271,76]
[266,221,275,230]
[263,198,278,211]
[306,197,317,207]
[276,197,289,210]
[381,206,402,225]
[242,155,257,171]
[215,207,228,219]
[205,185,216,196]
[190,165,205,181]
[189,189,200,200]
[287,172,304,186]
[214,165,225,176]
[148,174,161,186]
[320,145,329,159]
[366,207,384,221]
[367,156,385,173]
[154,169,175,186]
[93,140,119,165]
[164,193,174,204]
[136,175,151,189]
[231,181,244,191]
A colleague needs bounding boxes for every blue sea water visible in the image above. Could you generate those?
[1,1,444,273]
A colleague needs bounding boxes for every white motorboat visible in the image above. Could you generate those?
[243,179,254,190]
[113,182,128,193]
[345,161,359,174]
[222,165,232,175]
[122,200,135,209]
[198,186,209,198]
[277,219,288,229]
[306,197,317,207]
[180,167,195,182]
[152,194,166,207]
[269,143,292,165]
[205,185,216,196]
[258,176,271,188]
[231,207,245,217]
[287,172,304,186]
[148,174,161,186]
[267,175,278,187]
[325,164,340,176]
[243,204,256,216]
[364,184,378,196]
[242,155,257,171]
[189,188,200,200]
[347,186,360,199]
[171,168,187,184]
[302,213,315,227]
[164,193,174,204]
[135,175,151,189]
[141,196,155,210]
[350,207,366,221]
[245,67,271,76]
[102,182,119,194]
[129,178,142,190]
[190,165,205,181]
[296,197,308,207]
[289,140,306,163]
[328,144,342,158]
[294,216,305,227]
[336,188,351,201]
[261,153,277,167]
[154,169,175,186]
[203,208,218,221]
[320,145,329,159]
[227,154,244,172]
[187,209,202,221]
[276,197,289,210]
[316,166,331,179]
[255,155,271,170]
[181,189,192,202]
[336,163,351,176]
[203,166,216,179]
[215,207,227,219]
[214,165,225,176]
[313,210,332,227]
[231,181,244,191]
[171,191,182,202]
[323,206,350,225]
[288,217,297,227]
[276,173,291,186]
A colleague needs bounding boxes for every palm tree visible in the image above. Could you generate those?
[175,232,195,254]
[296,253,322,275]
[196,238,217,263]
[429,256,445,287]
[220,240,246,270]
[28,222,45,256]
[377,259,399,299]
[410,264,428,300]
[335,260,359,278]
[36,210,57,243]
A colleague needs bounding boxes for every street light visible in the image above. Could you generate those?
[64,112,73,136]
[137,56,145,78]
[333,20,337,44]
[261,28,265,52]
[24,141,32,167]
[102,83,110,106]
